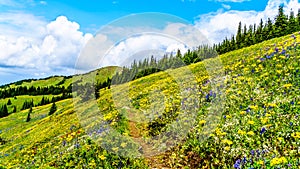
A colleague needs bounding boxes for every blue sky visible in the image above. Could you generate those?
[0,0,299,85]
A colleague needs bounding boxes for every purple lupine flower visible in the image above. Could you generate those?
[251,150,255,156]
[234,159,241,169]
[242,157,247,163]
[290,122,293,126]
[290,101,294,105]
[62,140,67,146]
[260,127,266,135]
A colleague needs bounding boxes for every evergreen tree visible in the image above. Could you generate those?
[7,99,11,105]
[0,104,8,118]
[297,9,300,29]
[274,6,288,37]
[288,10,297,34]
[48,102,57,116]
[12,106,17,113]
[26,107,32,122]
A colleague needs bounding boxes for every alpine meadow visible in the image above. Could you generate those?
[0,4,300,169]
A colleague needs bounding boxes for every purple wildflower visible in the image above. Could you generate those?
[260,127,266,135]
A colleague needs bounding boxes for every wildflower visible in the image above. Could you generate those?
[199,120,206,125]
[270,157,288,166]
[221,139,233,145]
[257,160,264,165]
[261,118,268,124]
[234,159,241,169]
[247,131,255,136]
[98,154,106,160]
[238,130,246,135]
[289,122,293,126]
[260,127,266,135]
[250,150,255,156]
[283,84,292,88]
[121,142,127,148]
[242,157,247,163]
[247,120,255,125]
[291,132,300,139]
[224,146,230,151]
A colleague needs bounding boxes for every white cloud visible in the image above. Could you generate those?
[77,22,208,71]
[195,0,300,43]
[0,13,92,83]
[222,4,231,10]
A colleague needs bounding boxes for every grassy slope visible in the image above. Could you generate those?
[5,66,120,89]
[0,33,300,168]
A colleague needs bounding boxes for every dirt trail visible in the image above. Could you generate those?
[126,108,170,169]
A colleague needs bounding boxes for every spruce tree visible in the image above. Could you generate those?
[274,6,288,37]
[48,102,57,116]
[7,99,11,105]
[288,10,297,34]
[26,107,32,122]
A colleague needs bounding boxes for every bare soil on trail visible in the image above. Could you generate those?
[127,109,171,169]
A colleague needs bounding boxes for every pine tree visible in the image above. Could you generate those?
[12,106,17,113]
[0,104,8,118]
[48,102,57,116]
[7,99,12,105]
[288,10,297,34]
[297,9,300,30]
[236,22,243,48]
[274,6,288,37]
[26,107,32,122]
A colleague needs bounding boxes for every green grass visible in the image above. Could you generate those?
[1,33,300,168]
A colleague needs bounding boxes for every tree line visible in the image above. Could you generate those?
[215,6,300,54]
[0,85,72,99]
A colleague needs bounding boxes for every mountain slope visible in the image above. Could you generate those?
[0,33,300,168]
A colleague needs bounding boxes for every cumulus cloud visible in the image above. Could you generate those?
[0,13,92,84]
[195,0,300,43]
[77,22,208,72]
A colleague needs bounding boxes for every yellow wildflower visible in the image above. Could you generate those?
[199,120,206,125]
[270,157,288,166]
[247,131,255,136]
[121,142,127,148]
[98,154,106,160]
[238,130,246,135]
[247,120,255,125]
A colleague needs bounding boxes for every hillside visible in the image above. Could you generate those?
[0,32,300,168]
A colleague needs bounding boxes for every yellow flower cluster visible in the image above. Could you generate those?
[237,130,246,135]
[291,132,300,139]
[270,157,288,166]
[215,127,226,136]
[221,139,233,145]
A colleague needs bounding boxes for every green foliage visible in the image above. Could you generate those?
[26,107,32,122]
[48,102,57,116]
[6,99,11,105]
[0,104,8,118]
